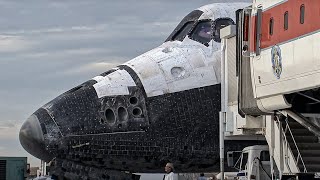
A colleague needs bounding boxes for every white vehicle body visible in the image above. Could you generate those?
[221,0,320,178]
[242,0,320,112]
[232,145,272,180]
[250,0,320,99]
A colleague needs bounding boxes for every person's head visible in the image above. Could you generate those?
[164,163,174,173]
[200,173,204,177]
[198,24,212,39]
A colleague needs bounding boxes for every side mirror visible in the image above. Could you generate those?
[227,151,242,170]
[227,151,234,167]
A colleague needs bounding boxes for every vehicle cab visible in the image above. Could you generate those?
[231,145,272,180]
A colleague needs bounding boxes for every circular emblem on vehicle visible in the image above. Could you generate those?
[271,45,282,79]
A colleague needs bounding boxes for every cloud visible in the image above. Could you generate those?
[23,47,110,59]
[0,35,34,52]
[0,121,16,129]
[61,61,120,76]
[2,24,109,36]
[0,124,21,139]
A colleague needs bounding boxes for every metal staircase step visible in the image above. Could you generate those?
[288,129,315,136]
[301,157,320,164]
[289,124,306,130]
[294,143,320,150]
[284,121,305,129]
[298,164,320,173]
[292,149,320,156]
[286,136,319,143]
[286,117,297,122]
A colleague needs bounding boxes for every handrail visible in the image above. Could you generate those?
[283,117,307,173]
[275,116,292,173]
[275,116,307,173]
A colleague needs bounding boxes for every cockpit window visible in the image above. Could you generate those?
[165,10,203,42]
[189,20,213,46]
[165,10,235,45]
[171,21,194,41]
[213,18,235,42]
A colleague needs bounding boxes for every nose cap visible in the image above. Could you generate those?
[19,114,52,162]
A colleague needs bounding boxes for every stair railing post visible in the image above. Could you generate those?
[279,119,284,175]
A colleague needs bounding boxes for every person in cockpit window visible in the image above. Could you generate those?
[198,23,212,39]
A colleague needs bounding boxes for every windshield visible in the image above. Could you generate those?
[165,11,235,45]
[260,151,270,161]
[189,20,213,46]
[240,152,249,171]
[171,21,194,41]
[165,10,203,42]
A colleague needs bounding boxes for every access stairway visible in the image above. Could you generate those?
[265,110,320,175]
[283,116,320,172]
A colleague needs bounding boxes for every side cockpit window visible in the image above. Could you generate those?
[171,21,194,41]
[189,18,234,46]
[189,20,213,46]
[165,10,235,46]
[165,10,203,42]
[213,18,234,42]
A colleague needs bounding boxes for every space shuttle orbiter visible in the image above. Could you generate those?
[19,3,262,179]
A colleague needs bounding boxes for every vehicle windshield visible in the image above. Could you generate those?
[165,10,203,42]
[170,21,194,41]
[189,20,213,46]
[240,152,249,171]
[165,10,234,45]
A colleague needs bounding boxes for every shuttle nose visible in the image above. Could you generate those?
[19,114,53,162]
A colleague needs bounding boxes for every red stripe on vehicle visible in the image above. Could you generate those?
[250,0,320,51]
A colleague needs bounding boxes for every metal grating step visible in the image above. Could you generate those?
[0,160,6,180]
[298,164,320,173]
[286,136,319,143]
[286,122,306,129]
[294,143,320,150]
[292,149,320,157]
[287,129,315,136]
[301,157,320,164]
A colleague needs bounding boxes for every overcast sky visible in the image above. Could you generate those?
[0,0,248,172]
